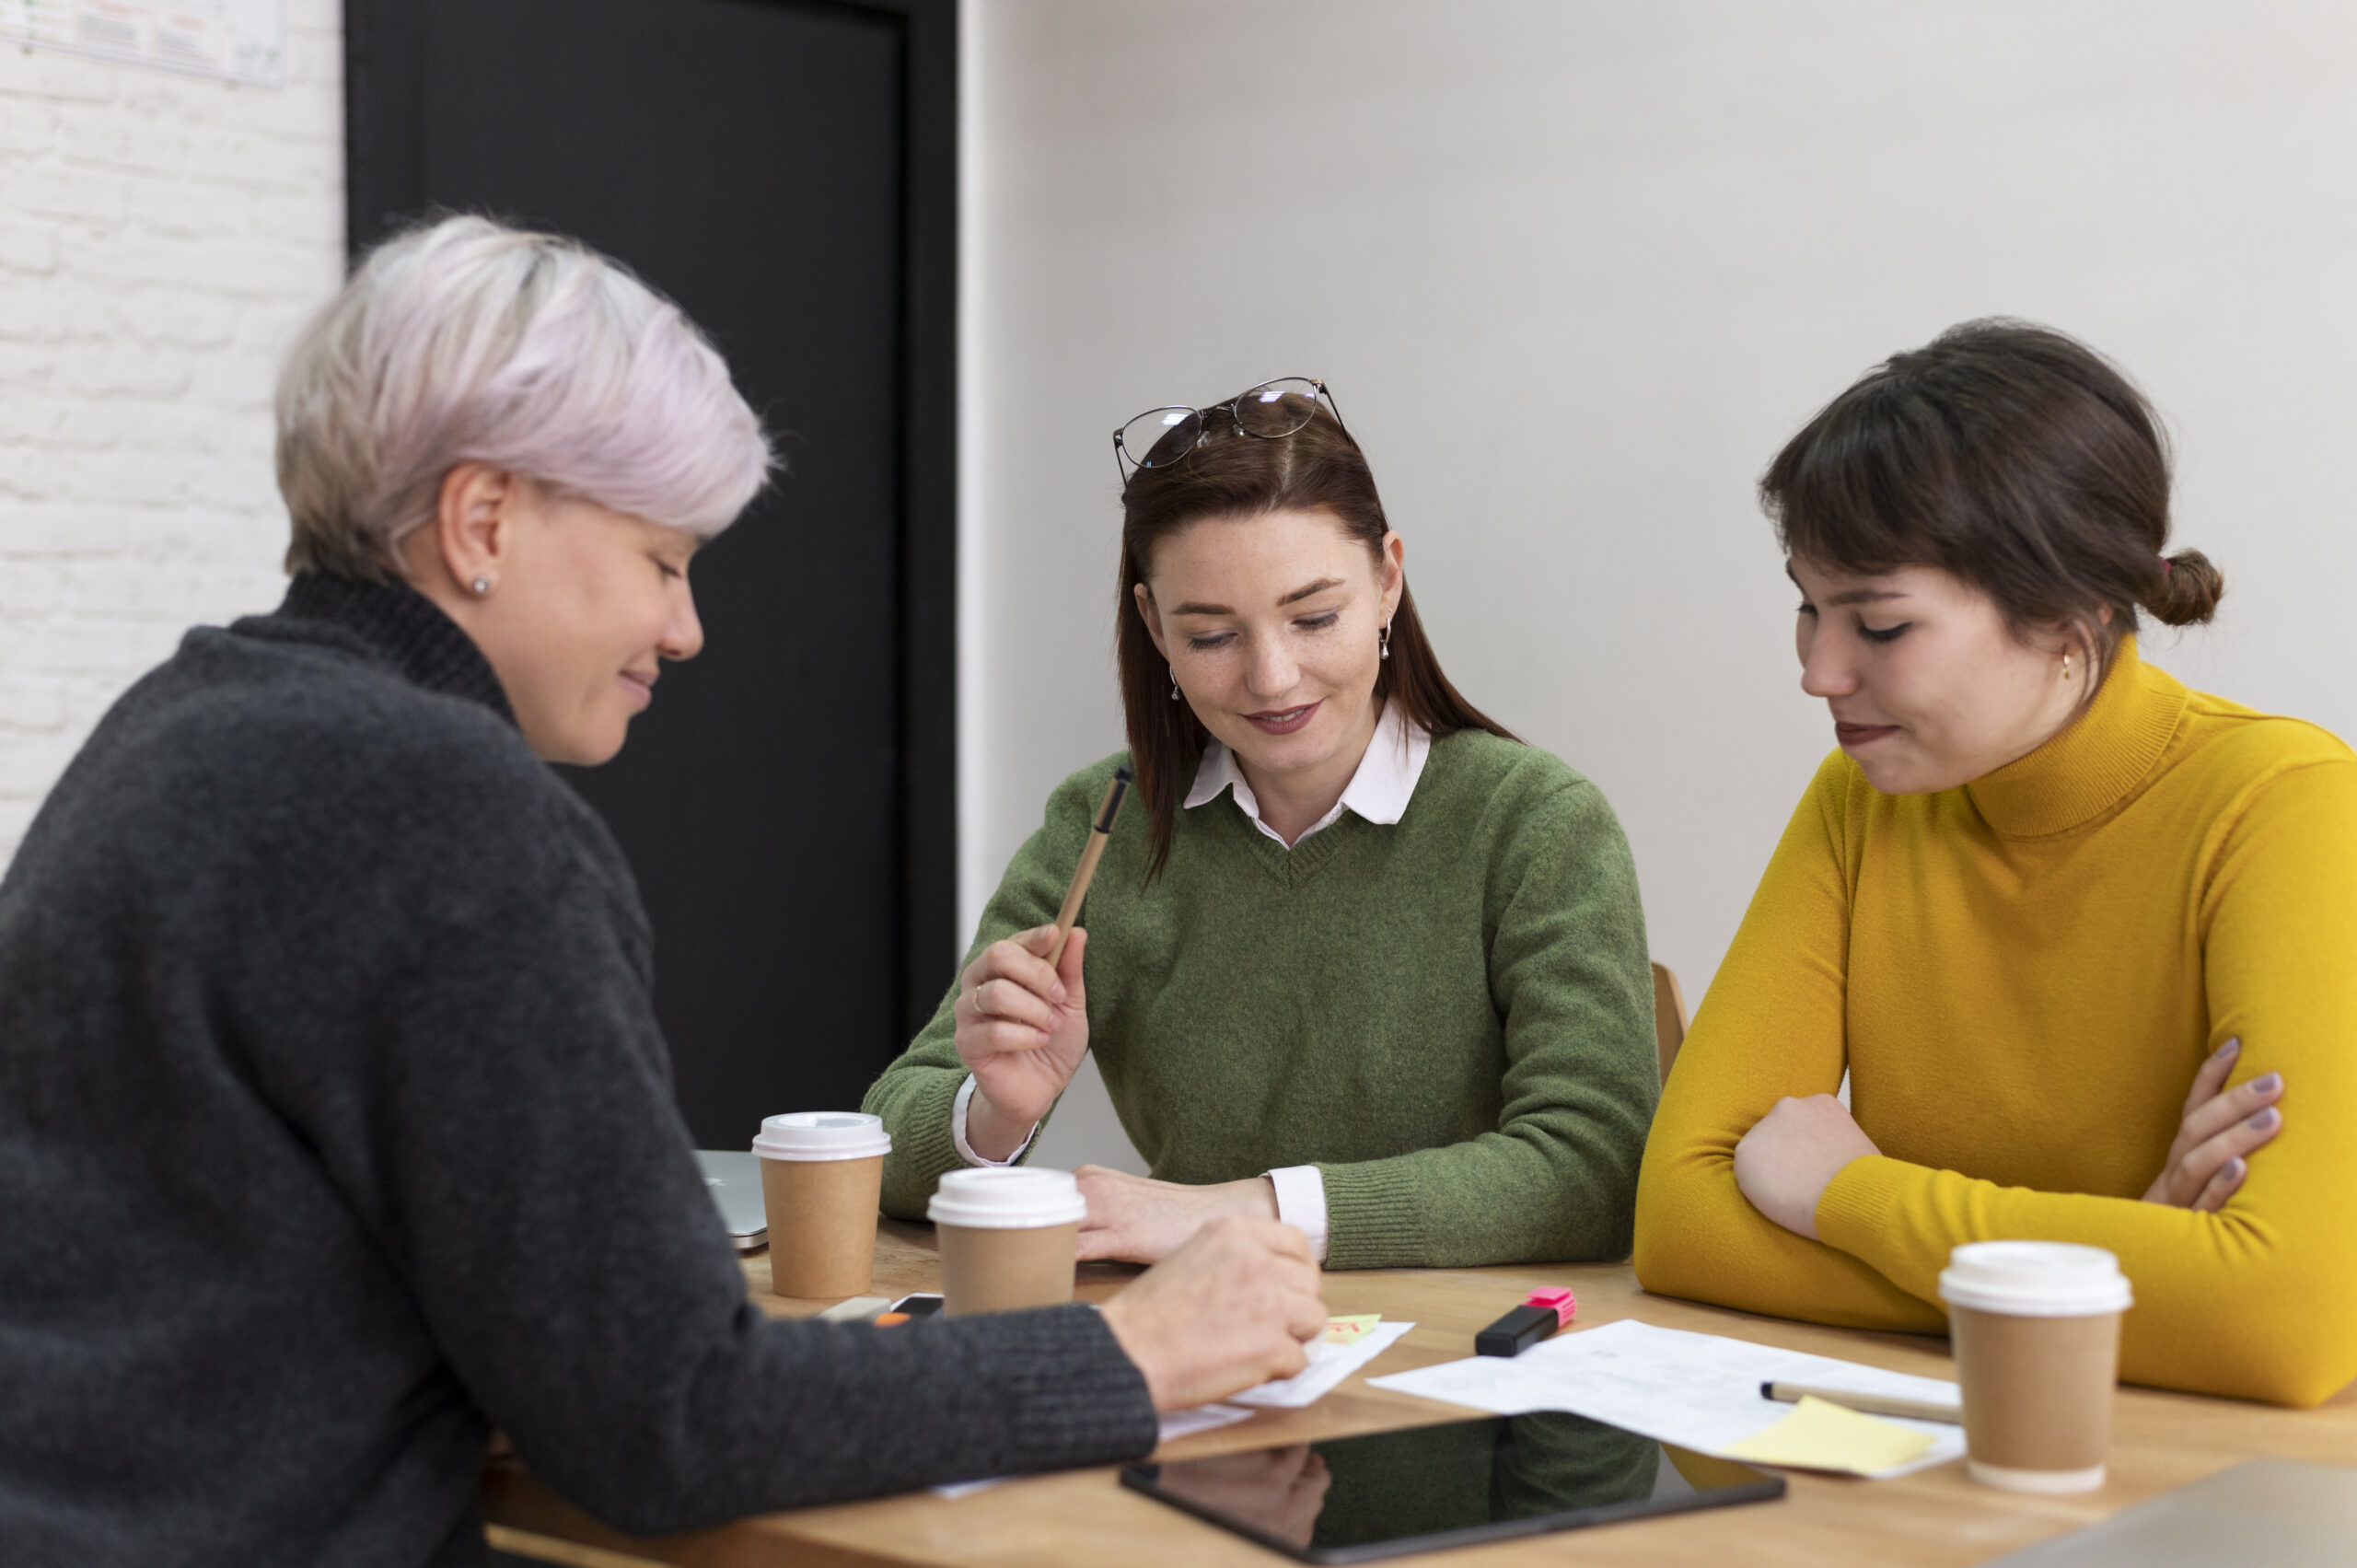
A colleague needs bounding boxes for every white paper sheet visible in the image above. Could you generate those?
[1365,1318,1965,1478]
[1227,1319,1416,1409]
[1153,1402,1259,1442]
[929,1325,1415,1498]
[930,1402,1262,1497]
[929,1476,1008,1500]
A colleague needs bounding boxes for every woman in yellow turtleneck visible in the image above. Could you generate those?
[1633,320,2357,1409]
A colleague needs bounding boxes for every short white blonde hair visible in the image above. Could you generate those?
[276,215,772,580]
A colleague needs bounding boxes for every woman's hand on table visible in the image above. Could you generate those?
[1733,1094,1882,1240]
[2142,1038,2283,1212]
[1100,1216,1326,1413]
[1075,1167,1281,1263]
[954,924,1091,1161]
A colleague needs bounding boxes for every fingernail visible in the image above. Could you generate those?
[1052,983,1067,1005]
[2253,1072,2282,1095]
[2213,1038,2240,1058]
[2247,1107,2281,1132]
[2226,1157,2247,1180]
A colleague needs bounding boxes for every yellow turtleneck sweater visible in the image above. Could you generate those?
[1633,637,2357,1408]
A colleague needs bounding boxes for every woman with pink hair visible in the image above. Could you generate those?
[0,216,1321,1565]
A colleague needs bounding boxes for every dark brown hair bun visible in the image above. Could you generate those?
[2149,547,2224,626]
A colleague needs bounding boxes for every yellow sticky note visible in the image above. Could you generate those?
[1322,1315,1382,1345]
[1718,1396,1934,1476]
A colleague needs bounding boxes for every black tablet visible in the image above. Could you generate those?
[1120,1411,1784,1564]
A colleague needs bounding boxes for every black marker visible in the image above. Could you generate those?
[1475,1286,1577,1357]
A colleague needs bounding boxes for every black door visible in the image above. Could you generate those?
[344,0,957,1149]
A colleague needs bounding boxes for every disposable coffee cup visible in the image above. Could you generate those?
[927,1167,1088,1317]
[751,1112,891,1298]
[1938,1241,2133,1493]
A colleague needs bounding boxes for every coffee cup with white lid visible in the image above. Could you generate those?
[752,1111,893,1162]
[927,1167,1088,1227]
[1938,1241,2133,1493]
[1939,1241,2134,1317]
[752,1112,891,1298]
[929,1168,1088,1316]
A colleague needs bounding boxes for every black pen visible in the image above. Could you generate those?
[1759,1381,1962,1424]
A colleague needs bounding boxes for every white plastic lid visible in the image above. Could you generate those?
[750,1111,891,1162]
[1938,1241,2133,1318]
[926,1167,1088,1229]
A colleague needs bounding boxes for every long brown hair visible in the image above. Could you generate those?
[1760,319,2223,674]
[1117,393,1514,877]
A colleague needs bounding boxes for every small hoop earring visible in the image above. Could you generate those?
[1169,670,1181,702]
[1378,622,1392,660]
[470,576,491,596]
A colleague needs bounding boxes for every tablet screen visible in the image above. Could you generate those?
[1120,1412,1784,1564]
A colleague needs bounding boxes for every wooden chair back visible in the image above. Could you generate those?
[1651,960,1689,1086]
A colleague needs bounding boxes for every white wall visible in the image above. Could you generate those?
[0,1,343,858]
[966,0,2357,1172]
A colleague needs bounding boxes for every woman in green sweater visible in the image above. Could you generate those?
[865,379,1658,1269]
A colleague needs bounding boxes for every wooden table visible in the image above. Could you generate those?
[483,1221,2355,1568]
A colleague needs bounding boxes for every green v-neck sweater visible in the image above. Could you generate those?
[863,731,1660,1270]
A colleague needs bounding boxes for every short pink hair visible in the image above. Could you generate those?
[276,215,772,580]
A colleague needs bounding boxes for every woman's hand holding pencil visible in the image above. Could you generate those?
[957,768,1132,1165]
[954,924,1092,1162]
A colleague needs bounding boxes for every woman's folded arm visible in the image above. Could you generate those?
[1634,757,1945,1332]
[1815,761,2357,1407]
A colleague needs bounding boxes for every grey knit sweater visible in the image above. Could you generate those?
[0,575,1155,1568]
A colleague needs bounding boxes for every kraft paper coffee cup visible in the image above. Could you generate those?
[752,1112,890,1298]
[1938,1241,2133,1493]
[927,1167,1088,1317]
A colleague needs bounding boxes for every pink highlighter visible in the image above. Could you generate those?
[1474,1286,1578,1357]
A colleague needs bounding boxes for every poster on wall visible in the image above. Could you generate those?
[0,0,284,87]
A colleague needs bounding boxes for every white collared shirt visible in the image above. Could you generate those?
[1184,697,1431,847]
[952,703,1434,1263]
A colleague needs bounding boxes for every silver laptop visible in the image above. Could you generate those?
[1984,1458,2357,1566]
[695,1149,767,1252]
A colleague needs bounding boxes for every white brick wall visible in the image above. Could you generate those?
[0,1,343,859]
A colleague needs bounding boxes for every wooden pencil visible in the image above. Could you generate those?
[1044,765,1132,967]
